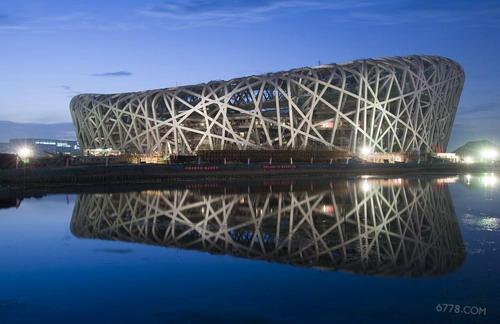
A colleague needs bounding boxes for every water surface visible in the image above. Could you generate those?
[0,174,498,323]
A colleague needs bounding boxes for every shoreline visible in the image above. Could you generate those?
[0,162,497,197]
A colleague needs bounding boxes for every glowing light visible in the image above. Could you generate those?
[481,174,497,187]
[321,121,334,129]
[478,217,500,231]
[361,180,371,192]
[17,146,32,159]
[322,204,335,215]
[360,146,373,155]
[463,214,500,231]
[481,149,498,160]
[436,176,458,184]
[463,156,475,164]
[465,174,472,185]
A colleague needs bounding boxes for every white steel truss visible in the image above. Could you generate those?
[70,55,464,156]
[71,178,465,276]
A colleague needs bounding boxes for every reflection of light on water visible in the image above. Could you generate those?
[481,173,497,187]
[478,217,500,231]
[145,190,163,197]
[71,177,468,277]
[466,240,497,255]
[462,213,500,232]
[465,174,472,185]
[392,178,402,185]
[436,176,459,184]
[361,180,371,192]
[467,247,485,255]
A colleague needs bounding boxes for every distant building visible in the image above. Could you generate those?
[8,138,81,157]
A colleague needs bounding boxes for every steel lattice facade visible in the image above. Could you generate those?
[71,178,465,276]
[70,55,464,156]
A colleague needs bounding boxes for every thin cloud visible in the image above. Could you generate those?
[140,0,500,29]
[0,12,27,31]
[0,11,143,33]
[453,103,500,134]
[60,84,82,98]
[3,1,499,33]
[458,102,500,117]
[38,13,143,31]
[92,71,133,77]
[345,7,500,26]
[141,0,374,29]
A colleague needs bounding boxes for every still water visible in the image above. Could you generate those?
[0,174,498,323]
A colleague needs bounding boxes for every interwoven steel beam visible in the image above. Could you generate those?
[70,55,464,156]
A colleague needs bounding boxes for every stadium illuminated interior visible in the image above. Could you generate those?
[70,55,464,162]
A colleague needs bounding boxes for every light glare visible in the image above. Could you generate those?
[360,146,372,155]
[463,156,474,164]
[481,149,498,160]
[465,174,472,184]
[17,146,32,159]
[481,174,497,187]
[361,180,371,192]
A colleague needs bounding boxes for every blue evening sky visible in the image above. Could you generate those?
[1,0,499,149]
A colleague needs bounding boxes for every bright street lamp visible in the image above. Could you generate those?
[360,146,373,156]
[17,146,32,160]
[480,149,498,161]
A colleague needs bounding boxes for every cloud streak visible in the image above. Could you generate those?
[91,71,133,77]
[141,0,374,29]
[0,11,143,33]
[140,0,500,29]
[2,1,499,32]
[346,6,500,26]
[457,101,500,118]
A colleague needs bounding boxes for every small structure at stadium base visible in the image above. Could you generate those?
[70,55,464,163]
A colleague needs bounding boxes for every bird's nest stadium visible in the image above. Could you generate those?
[70,55,464,163]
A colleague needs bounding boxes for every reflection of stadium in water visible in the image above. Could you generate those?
[71,178,465,276]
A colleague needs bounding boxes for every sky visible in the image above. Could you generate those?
[0,0,499,150]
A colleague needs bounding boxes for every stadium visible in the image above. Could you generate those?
[70,55,464,163]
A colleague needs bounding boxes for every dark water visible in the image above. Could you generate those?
[0,174,498,323]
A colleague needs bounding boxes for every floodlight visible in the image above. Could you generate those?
[18,146,32,159]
